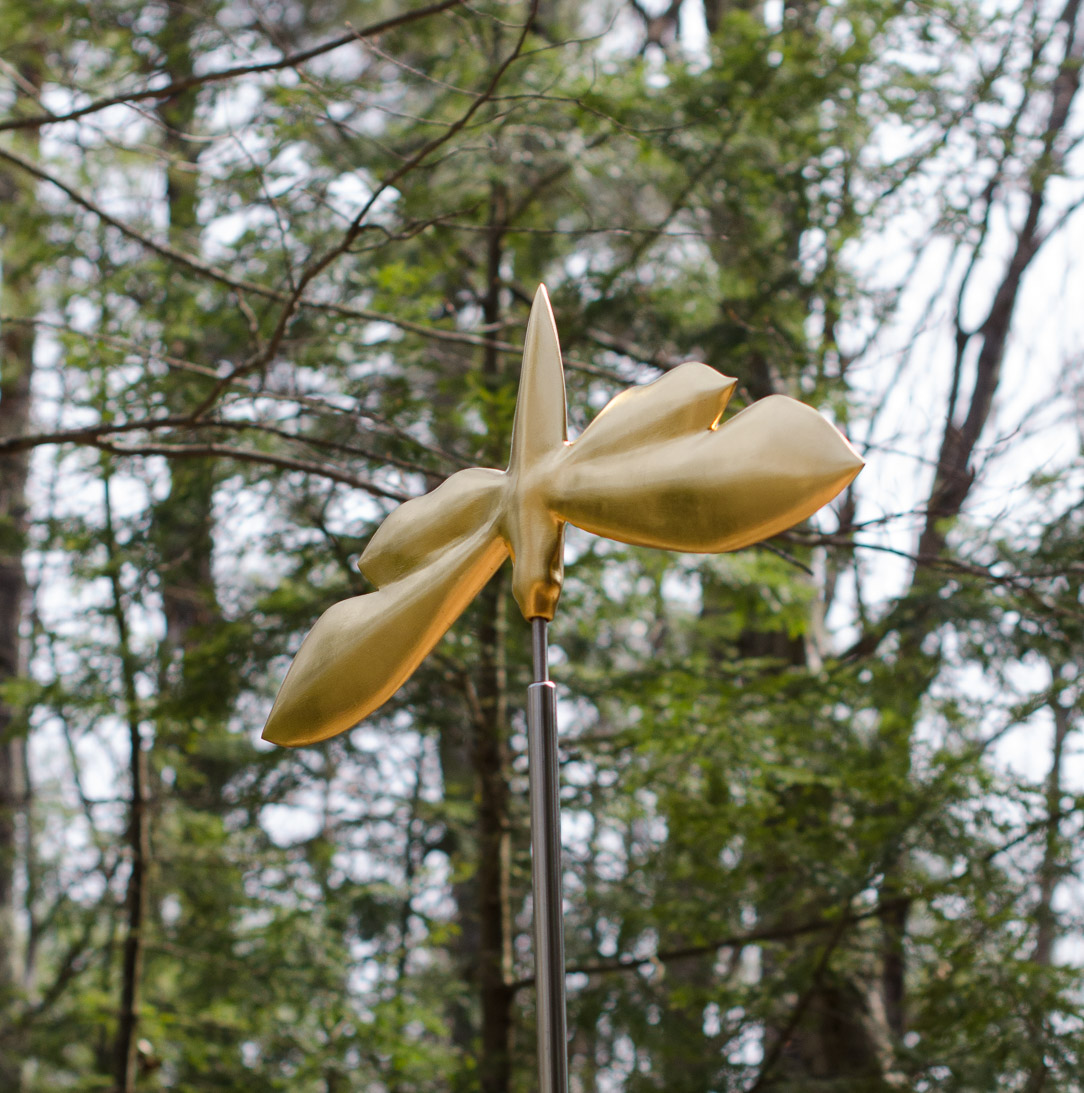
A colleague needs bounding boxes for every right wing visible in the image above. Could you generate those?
[551,363,863,554]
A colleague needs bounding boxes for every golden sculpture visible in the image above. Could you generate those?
[263,285,863,747]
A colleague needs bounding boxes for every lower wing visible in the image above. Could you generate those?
[263,472,508,747]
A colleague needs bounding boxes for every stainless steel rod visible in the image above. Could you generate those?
[527,618,568,1093]
[532,616,550,682]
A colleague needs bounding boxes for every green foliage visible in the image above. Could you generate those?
[0,0,1081,1090]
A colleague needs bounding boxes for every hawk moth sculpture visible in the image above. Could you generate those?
[263,286,863,747]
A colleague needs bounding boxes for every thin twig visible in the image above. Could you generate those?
[0,0,467,134]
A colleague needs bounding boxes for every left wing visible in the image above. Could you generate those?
[262,469,507,746]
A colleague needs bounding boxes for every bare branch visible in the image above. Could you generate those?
[0,150,520,358]
[918,0,1083,562]
[507,900,903,992]
[193,0,542,417]
[0,0,467,135]
[93,439,411,502]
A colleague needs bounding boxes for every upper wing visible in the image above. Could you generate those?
[550,363,863,554]
[262,469,507,746]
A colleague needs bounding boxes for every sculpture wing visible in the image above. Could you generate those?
[262,469,508,747]
[551,363,863,553]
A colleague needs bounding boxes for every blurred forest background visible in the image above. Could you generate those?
[0,0,1082,1090]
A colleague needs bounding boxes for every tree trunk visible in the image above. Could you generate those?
[473,577,515,1093]
[103,3,221,1076]
[153,1,219,688]
[441,178,517,1092]
[0,53,41,1093]
[105,479,151,1093]
[1032,687,1071,968]
[436,528,515,1093]
[0,237,32,1093]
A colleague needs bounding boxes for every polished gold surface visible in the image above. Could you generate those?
[555,367,862,553]
[265,470,507,747]
[263,285,863,746]
[503,284,567,621]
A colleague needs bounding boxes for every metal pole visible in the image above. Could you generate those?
[527,617,568,1093]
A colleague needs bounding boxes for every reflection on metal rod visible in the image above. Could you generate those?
[528,618,567,1093]
[532,616,550,682]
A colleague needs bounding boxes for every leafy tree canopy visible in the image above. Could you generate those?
[0,0,1081,1090]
